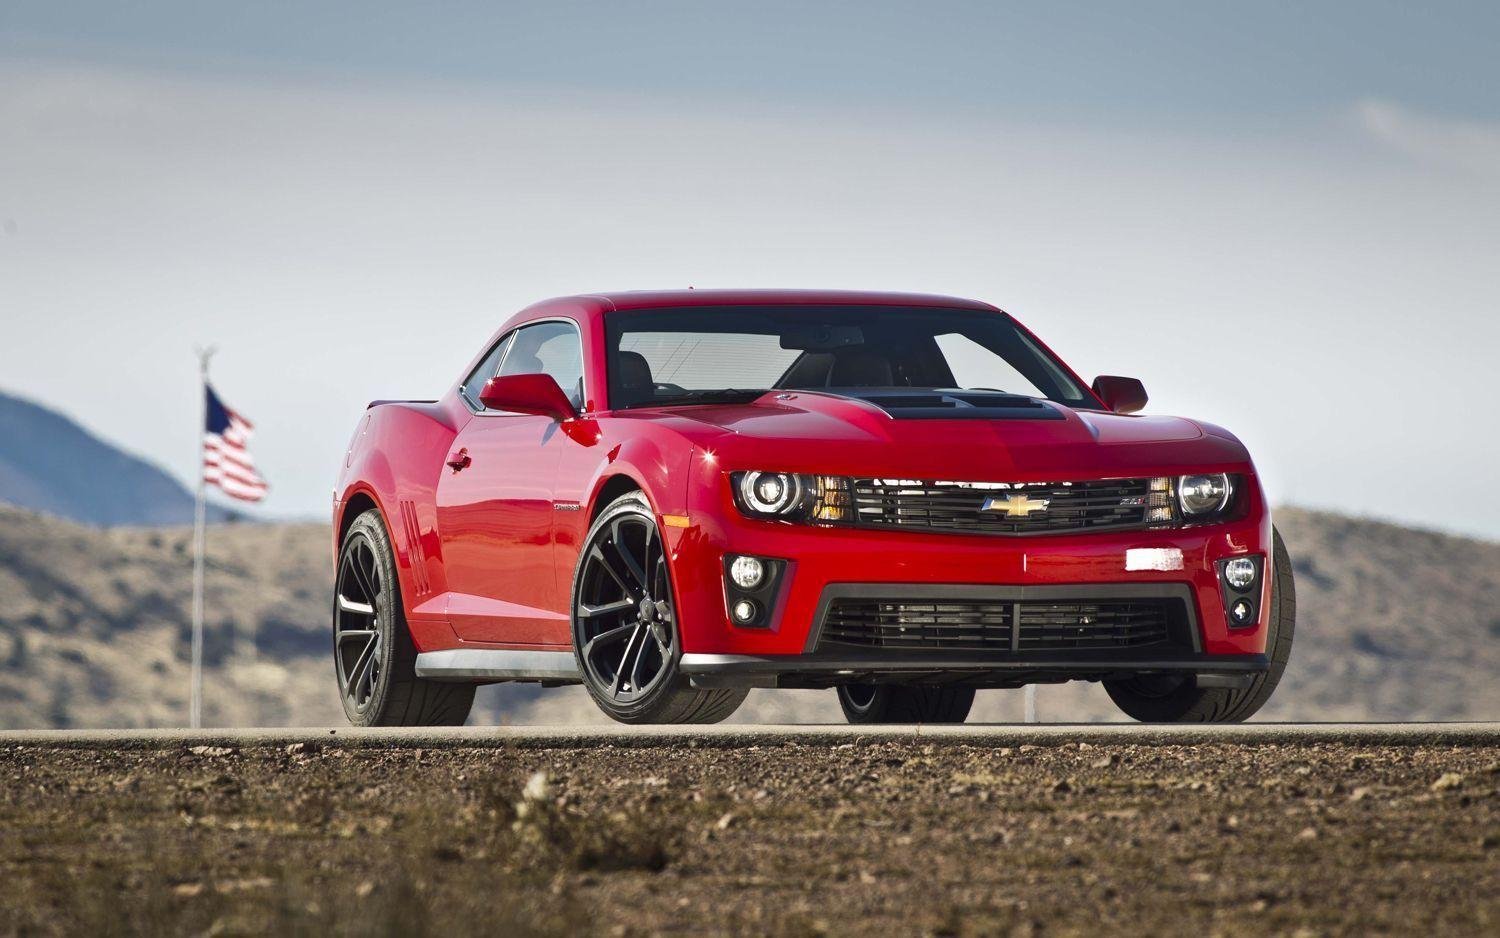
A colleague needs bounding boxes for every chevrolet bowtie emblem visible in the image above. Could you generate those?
[982,493,1051,518]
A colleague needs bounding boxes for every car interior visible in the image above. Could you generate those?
[775,335,960,390]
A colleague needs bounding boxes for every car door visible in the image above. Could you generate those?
[435,320,586,646]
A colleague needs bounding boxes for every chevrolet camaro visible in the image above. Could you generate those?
[332,290,1294,725]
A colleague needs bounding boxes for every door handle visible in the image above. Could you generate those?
[446,448,471,473]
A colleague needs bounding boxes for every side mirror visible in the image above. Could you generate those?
[1091,375,1148,414]
[478,374,577,421]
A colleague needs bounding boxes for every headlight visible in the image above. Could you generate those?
[731,472,852,523]
[1177,473,1232,516]
[738,471,803,514]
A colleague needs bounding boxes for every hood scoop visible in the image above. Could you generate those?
[822,389,1066,421]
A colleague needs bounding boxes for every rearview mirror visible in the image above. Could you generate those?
[478,374,577,421]
[779,324,865,351]
[1091,375,1148,414]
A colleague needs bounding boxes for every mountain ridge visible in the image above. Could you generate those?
[0,388,238,526]
[0,503,1494,728]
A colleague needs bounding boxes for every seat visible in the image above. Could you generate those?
[615,351,655,406]
[827,348,894,387]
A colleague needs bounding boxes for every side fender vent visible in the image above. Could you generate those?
[398,499,432,597]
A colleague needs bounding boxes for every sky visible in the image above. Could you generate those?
[2,2,1498,537]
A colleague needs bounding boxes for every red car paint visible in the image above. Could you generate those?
[334,290,1271,668]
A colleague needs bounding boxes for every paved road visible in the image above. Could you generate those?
[4,721,1496,749]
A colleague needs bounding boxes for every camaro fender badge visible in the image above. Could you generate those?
[553,502,583,512]
[981,493,1050,518]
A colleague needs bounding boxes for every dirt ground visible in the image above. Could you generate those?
[1,737,1496,936]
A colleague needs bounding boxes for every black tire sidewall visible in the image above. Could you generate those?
[837,684,975,724]
[837,684,887,722]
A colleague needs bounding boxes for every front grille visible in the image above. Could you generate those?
[819,597,1176,652]
[851,477,1166,535]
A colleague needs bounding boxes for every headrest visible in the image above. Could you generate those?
[618,351,654,389]
[505,352,544,375]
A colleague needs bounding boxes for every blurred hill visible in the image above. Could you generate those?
[0,506,332,728]
[0,389,235,526]
[0,503,1494,728]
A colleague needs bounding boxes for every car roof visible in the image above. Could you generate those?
[514,289,1002,321]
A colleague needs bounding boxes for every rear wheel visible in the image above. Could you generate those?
[1104,527,1296,723]
[334,509,475,726]
[571,493,747,724]
[837,683,975,724]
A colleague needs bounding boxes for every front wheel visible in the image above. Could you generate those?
[334,509,475,726]
[836,684,975,724]
[571,493,747,724]
[1104,527,1297,723]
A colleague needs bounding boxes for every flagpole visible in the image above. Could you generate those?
[190,346,215,729]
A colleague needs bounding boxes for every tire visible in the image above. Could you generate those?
[334,509,475,726]
[571,493,747,724]
[837,683,976,724]
[1104,527,1297,723]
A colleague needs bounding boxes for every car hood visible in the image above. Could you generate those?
[623,391,1250,479]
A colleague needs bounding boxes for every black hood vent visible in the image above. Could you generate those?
[823,389,1066,420]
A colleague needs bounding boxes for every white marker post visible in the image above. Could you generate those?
[189,346,215,729]
[1024,684,1037,723]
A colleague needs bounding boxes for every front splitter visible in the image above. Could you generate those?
[679,651,1268,690]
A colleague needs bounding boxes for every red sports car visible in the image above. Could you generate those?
[333,290,1294,726]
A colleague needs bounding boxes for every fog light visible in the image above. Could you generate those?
[1230,598,1254,624]
[1224,557,1257,590]
[731,599,758,623]
[729,555,765,589]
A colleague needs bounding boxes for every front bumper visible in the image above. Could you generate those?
[668,469,1274,666]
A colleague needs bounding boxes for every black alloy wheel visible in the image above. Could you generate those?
[334,531,386,716]
[575,506,675,703]
[333,510,474,726]
[572,494,746,724]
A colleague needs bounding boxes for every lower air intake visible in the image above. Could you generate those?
[818,597,1177,652]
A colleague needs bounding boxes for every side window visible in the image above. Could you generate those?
[461,334,512,410]
[499,321,584,408]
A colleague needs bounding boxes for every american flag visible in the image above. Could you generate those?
[203,384,268,502]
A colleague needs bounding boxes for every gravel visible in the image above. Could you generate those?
[2,735,1496,935]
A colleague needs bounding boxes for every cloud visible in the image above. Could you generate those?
[1355,98,1500,181]
[2,60,1498,537]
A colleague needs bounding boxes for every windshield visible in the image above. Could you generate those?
[605,306,1094,409]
